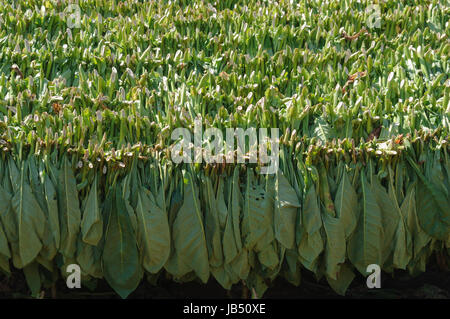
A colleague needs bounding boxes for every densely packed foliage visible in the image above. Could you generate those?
[0,0,448,298]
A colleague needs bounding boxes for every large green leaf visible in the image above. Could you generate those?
[27,158,47,214]
[203,176,224,267]
[170,171,209,283]
[404,182,433,275]
[0,180,22,269]
[44,174,60,249]
[283,248,301,286]
[136,187,170,273]
[81,176,102,246]
[317,166,346,280]
[223,175,239,264]
[408,153,450,240]
[76,237,102,279]
[321,212,345,280]
[9,159,46,267]
[216,178,228,229]
[58,157,81,259]
[334,169,358,239]
[274,170,300,249]
[163,182,189,276]
[102,186,142,299]
[23,261,41,297]
[348,172,384,275]
[227,248,250,281]
[390,172,412,270]
[257,242,279,270]
[28,161,57,264]
[297,183,323,273]
[207,176,232,289]
[210,265,233,290]
[326,263,355,296]
[246,271,269,299]
[122,174,138,233]
[231,167,243,251]
[371,176,400,270]
[242,172,274,251]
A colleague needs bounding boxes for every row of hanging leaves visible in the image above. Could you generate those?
[0,144,448,298]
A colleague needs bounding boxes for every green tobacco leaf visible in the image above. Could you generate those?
[223,215,238,264]
[231,167,243,251]
[23,262,41,297]
[163,183,189,277]
[274,170,300,249]
[122,174,138,233]
[0,218,10,274]
[318,163,336,218]
[210,181,230,289]
[27,159,47,213]
[58,157,81,259]
[37,220,57,263]
[44,174,60,250]
[408,240,434,276]
[223,217,237,263]
[0,181,23,269]
[392,183,414,270]
[334,169,357,239]
[257,243,279,270]
[34,165,57,262]
[246,271,268,299]
[416,183,449,240]
[76,237,102,279]
[348,172,384,275]
[326,263,355,296]
[216,178,228,229]
[209,179,232,290]
[228,248,250,281]
[35,254,53,273]
[283,248,301,286]
[127,158,140,209]
[297,183,323,273]
[171,171,209,283]
[102,186,142,299]
[0,218,10,258]
[408,154,450,240]
[223,175,239,264]
[204,176,224,268]
[322,212,345,280]
[372,176,400,269]
[9,159,46,267]
[404,182,432,274]
[210,265,232,290]
[0,187,13,244]
[317,165,346,280]
[242,172,274,251]
[28,159,57,264]
[81,176,102,246]
[136,187,170,273]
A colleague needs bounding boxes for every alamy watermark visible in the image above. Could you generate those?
[365,4,382,29]
[366,264,381,289]
[65,3,82,29]
[170,117,279,175]
[66,264,81,289]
